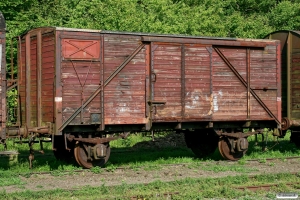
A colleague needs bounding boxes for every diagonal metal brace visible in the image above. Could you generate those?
[213,47,280,125]
[58,43,145,132]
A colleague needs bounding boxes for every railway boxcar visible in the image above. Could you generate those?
[266,30,300,145]
[0,12,6,145]
[3,26,282,168]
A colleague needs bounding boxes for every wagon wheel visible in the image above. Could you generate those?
[184,129,218,158]
[53,136,75,162]
[74,142,111,169]
[218,137,247,161]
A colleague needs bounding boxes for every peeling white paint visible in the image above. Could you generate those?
[55,97,62,102]
[118,107,129,113]
[63,107,74,112]
[213,96,218,111]
[218,90,223,96]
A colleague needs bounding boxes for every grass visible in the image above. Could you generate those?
[200,163,258,173]
[1,173,299,199]
[0,131,298,186]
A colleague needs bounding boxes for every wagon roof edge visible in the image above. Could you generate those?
[18,26,279,43]
[264,30,300,38]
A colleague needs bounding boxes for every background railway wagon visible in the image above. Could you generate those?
[11,27,281,168]
[0,12,6,142]
[266,30,300,145]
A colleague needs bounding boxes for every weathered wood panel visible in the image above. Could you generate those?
[212,46,279,121]
[103,35,146,124]
[291,35,300,119]
[152,43,182,121]
[184,45,211,119]
[41,35,55,123]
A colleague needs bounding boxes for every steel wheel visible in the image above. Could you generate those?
[218,137,247,161]
[74,142,110,169]
[218,139,226,158]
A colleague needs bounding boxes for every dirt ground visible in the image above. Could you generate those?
[2,157,300,193]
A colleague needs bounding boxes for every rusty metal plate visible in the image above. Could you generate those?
[62,39,100,60]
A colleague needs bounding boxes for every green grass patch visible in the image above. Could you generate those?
[0,131,298,187]
[201,163,258,173]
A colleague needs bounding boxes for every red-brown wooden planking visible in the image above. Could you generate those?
[19,41,26,126]
[30,38,37,126]
[103,34,146,124]
[41,35,55,123]
[61,60,101,125]
[17,27,281,133]
[184,45,211,119]
[211,45,279,121]
[152,43,182,120]
[291,35,300,118]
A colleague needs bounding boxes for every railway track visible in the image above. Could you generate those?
[234,182,300,192]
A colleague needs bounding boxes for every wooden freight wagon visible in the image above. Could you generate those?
[6,27,282,168]
[0,12,6,142]
[266,30,300,146]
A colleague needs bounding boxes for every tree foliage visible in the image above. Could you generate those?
[2,0,300,124]
[1,0,300,39]
[1,0,299,79]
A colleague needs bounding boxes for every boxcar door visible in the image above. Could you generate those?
[150,42,213,122]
